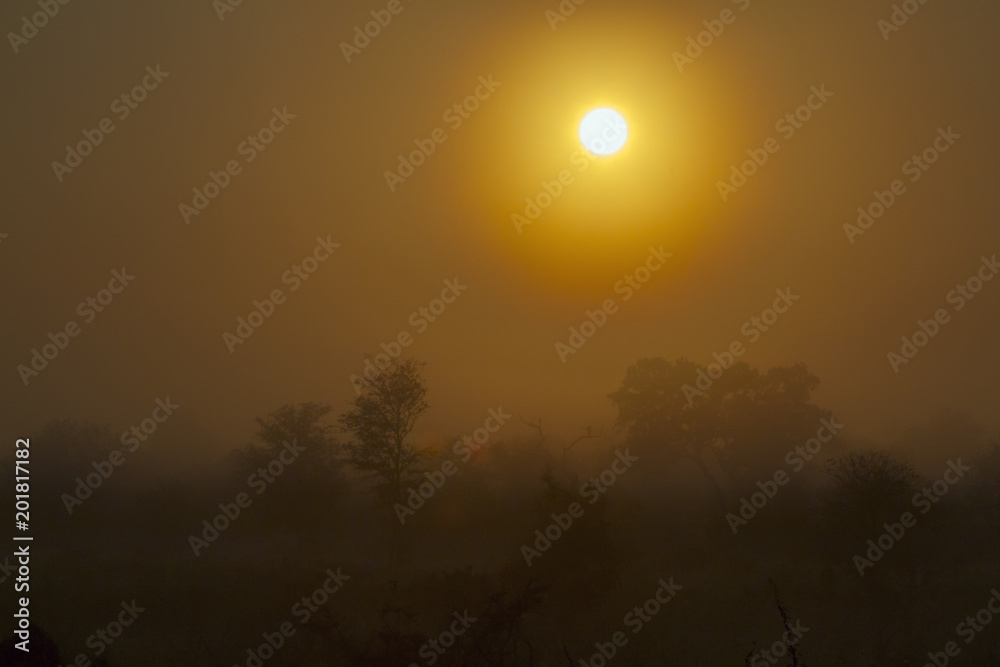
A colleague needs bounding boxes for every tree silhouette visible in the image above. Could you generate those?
[609,357,830,504]
[340,358,429,504]
[233,402,341,479]
[254,402,338,452]
[232,402,343,526]
[713,362,832,480]
[609,358,729,502]
[824,451,919,528]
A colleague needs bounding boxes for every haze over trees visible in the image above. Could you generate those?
[3,357,998,666]
[609,358,831,504]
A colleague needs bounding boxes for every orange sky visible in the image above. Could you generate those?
[2,0,998,452]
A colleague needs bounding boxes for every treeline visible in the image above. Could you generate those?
[2,357,998,665]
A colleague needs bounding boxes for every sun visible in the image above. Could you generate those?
[579,108,628,156]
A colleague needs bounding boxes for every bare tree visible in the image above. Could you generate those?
[563,425,603,461]
[519,414,545,446]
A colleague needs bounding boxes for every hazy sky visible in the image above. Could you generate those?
[2,0,998,453]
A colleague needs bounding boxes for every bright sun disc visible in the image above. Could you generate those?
[579,108,628,156]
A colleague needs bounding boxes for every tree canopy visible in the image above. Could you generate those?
[340,358,429,503]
